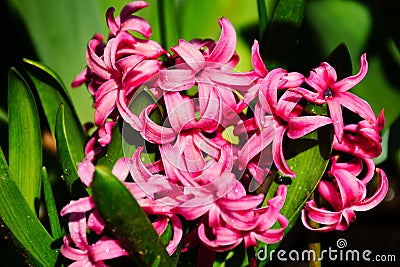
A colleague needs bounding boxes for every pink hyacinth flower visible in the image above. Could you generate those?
[301,156,388,232]
[60,213,128,266]
[237,69,332,178]
[292,53,376,143]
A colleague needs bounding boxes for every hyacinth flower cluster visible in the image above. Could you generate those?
[59,1,389,265]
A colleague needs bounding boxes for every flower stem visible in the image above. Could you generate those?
[247,246,257,267]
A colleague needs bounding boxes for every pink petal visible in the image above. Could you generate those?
[306,62,336,93]
[171,40,205,71]
[272,125,296,177]
[336,91,376,124]
[196,83,222,132]
[60,236,88,261]
[106,6,119,36]
[207,17,237,64]
[89,237,129,262]
[331,53,368,92]
[327,98,344,143]
[120,1,149,19]
[112,158,130,181]
[165,215,183,255]
[158,68,196,92]
[164,92,197,131]
[275,90,303,120]
[61,197,95,216]
[353,168,389,211]
[251,40,268,76]
[121,16,152,38]
[140,104,176,144]
[301,209,337,232]
[87,210,105,234]
[287,115,332,139]
[86,38,109,80]
[304,200,342,225]
[68,213,89,250]
[332,169,365,206]
[238,126,275,170]
[116,90,143,131]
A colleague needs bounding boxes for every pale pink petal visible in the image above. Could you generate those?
[196,83,222,132]
[61,197,95,216]
[164,92,197,131]
[158,68,196,91]
[60,236,88,261]
[207,17,237,64]
[171,40,206,71]
[112,158,130,181]
[116,90,143,131]
[87,210,105,234]
[89,237,129,262]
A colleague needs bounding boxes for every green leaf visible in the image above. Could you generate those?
[262,0,306,69]
[156,0,179,49]
[55,104,86,196]
[0,148,58,266]
[256,125,333,265]
[42,166,62,240]
[92,165,174,267]
[8,67,42,213]
[22,58,83,138]
[257,0,268,41]
[0,107,7,124]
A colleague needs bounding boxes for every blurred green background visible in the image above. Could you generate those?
[1,0,399,266]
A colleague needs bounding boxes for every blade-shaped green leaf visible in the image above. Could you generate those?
[256,125,333,265]
[55,104,86,196]
[262,0,305,69]
[42,166,62,240]
[8,67,42,213]
[22,58,84,138]
[0,148,58,266]
[92,165,174,267]
[156,0,179,49]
